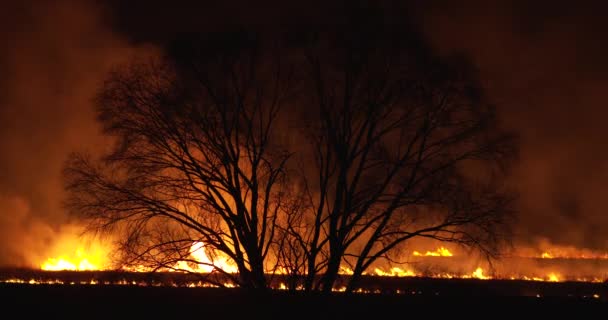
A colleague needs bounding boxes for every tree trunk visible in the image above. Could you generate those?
[320,245,342,292]
[248,252,268,290]
[346,264,364,292]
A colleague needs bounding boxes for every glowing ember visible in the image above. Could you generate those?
[413,247,453,257]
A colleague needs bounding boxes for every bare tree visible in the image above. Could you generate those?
[65,22,515,293]
[287,22,517,292]
[64,33,298,290]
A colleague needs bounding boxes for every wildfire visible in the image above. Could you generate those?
[470,267,489,279]
[41,243,109,271]
[367,266,583,283]
[39,236,241,273]
[173,241,238,274]
[42,256,98,271]
[373,267,417,277]
[339,267,354,275]
[538,250,608,259]
[517,240,608,259]
[34,237,608,286]
[413,247,453,257]
[541,252,553,259]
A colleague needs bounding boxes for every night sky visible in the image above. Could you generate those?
[1,0,607,266]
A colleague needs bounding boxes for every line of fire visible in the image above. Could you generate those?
[3,242,606,298]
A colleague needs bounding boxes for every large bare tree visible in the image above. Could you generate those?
[65,24,515,292]
[64,34,297,289]
[281,22,517,292]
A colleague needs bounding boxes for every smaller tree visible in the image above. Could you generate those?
[64,33,298,289]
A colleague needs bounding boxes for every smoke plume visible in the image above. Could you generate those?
[0,0,152,267]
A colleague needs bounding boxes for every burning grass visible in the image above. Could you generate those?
[37,239,608,284]
[1,267,606,299]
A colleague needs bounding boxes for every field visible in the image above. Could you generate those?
[2,283,607,318]
[1,269,607,318]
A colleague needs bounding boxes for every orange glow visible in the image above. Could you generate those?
[39,236,242,273]
[536,250,608,259]
[339,267,354,275]
[516,240,608,259]
[412,247,453,257]
[41,256,98,271]
[373,267,417,277]
[36,236,608,285]
[173,241,238,273]
[470,267,489,279]
[40,233,110,271]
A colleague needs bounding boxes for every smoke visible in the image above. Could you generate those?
[410,0,608,250]
[1,0,607,267]
[0,0,153,267]
[103,1,608,252]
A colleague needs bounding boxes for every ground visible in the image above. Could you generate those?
[1,283,606,319]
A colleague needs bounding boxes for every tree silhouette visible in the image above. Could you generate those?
[65,23,516,292]
[64,33,298,290]
[282,21,516,292]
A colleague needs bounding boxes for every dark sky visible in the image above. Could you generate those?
[413,1,608,249]
[0,0,607,266]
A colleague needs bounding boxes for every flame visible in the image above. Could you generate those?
[470,267,489,279]
[541,252,553,259]
[339,267,354,275]
[35,234,608,285]
[41,257,97,271]
[516,240,608,259]
[40,238,240,273]
[366,266,588,283]
[413,247,453,257]
[37,227,111,271]
[537,250,608,259]
[369,266,495,280]
[373,267,417,277]
[41,245,108,271]
[5,269,601,290]
[173,241,238,273]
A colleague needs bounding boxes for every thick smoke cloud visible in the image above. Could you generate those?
[0,0,151,266]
